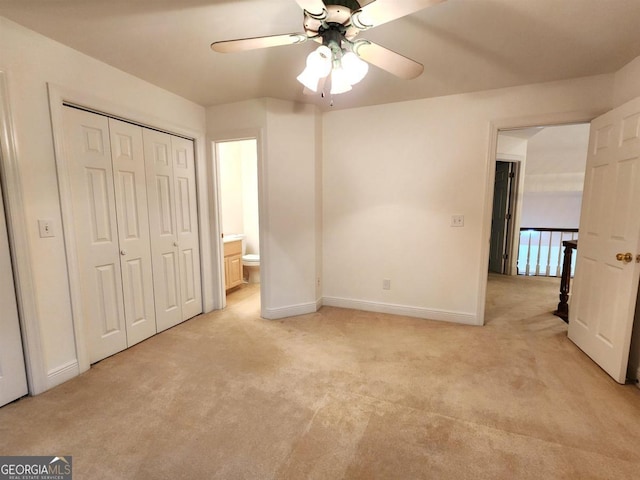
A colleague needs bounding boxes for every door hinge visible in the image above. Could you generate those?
[505,213,512,220]
[503,253,509,259]
[509,172,515,178]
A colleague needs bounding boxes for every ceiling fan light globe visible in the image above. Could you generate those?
[296,45,333,92]
[313,45,333,77]
[330,67,353,95]
[342,52,369,85]
[297,69,321,92]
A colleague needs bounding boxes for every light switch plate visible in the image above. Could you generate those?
[38,219,55,238]
[451,215,464,227]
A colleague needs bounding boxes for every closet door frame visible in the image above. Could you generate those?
[48,84,216,375]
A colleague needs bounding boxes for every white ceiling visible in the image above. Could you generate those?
[2,0,640,111]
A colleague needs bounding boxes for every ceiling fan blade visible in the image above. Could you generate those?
[352,0,446,30]
[354,40,424,80]
[211,33,308,53]
[295,0,328,18]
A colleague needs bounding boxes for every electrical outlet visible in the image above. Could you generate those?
[451,215,464,227]
[38,219,55,238]
[383,279,391,290]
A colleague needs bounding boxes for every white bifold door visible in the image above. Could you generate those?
[569,95,640,383]
[63,108,156,362]
[0,177,28,407]
[62,107,201,363]
[143,130,202,332]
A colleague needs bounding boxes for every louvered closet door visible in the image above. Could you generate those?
[172,136,202,321]
[108,118,157,346]
[63,107,127,362]
[143,130,202,332]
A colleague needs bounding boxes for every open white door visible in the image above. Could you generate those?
[0,178,28,406]
[569,96,640,383]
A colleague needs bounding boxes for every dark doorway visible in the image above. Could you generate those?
[489,161,515,273]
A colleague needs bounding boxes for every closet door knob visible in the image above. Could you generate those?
[173,242,179,247]
[120,250,127,256]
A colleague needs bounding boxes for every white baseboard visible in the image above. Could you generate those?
[322,296,479,325]
[47,360,79,389]
[262,301,319,320]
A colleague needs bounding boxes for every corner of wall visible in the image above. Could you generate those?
[613,55,640,108]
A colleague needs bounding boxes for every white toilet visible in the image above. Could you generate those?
[242,239,260,284]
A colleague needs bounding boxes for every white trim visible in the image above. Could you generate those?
[322,296,478,325]
[46,360,79,389]
[262,301,319,320]
[47,83,211,374]
[478,109,605,326]
[0,70,48,395]
[495,153,525,162]
[210,129,267,316]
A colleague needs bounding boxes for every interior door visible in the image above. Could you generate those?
[109,118,157,346]
[172,136,202,321]
[63,106,127,363]
[568,96,640,383]
[489,161,512,273]
[0,178,28,407]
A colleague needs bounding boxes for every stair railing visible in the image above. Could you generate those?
[518,228,579,277]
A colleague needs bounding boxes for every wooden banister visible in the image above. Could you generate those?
[554,239,578,323]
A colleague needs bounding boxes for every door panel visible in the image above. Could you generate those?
[568,96,640,383]
[0,177,28,407]
[143,129,182,332]
[172,136,202,320]
[109,118,157,346]
[63,107,127,362]
[489,161,511,273]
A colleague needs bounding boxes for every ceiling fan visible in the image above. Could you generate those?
[211,0,445,96]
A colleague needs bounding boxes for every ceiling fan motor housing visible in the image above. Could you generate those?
[303,0,363,41]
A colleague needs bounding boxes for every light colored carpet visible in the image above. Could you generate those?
[2,275,640,479]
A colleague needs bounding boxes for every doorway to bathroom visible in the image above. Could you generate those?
[216,138,261,309]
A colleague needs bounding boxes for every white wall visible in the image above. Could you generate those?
[323,75,613,324]
[613,55,640,108]
[207,98,323,318]
[218,141,245,235]
[496,135,528,159]
[241,140,260,255]
[0,17,207,393]
[218,139,260,254]
[520,123,589,229]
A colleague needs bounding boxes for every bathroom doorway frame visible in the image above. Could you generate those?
[211,129,265,312]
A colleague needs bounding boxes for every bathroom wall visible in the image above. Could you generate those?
[218,139,260,255]
[241,140,259,255]
[219,141,245,235]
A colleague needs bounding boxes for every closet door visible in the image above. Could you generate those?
[108,118,157,346]
[63,107,127,362]
[0,177,28,407]
[143,130,182,331]
[144,130,202,331]
[172,136,202,321]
